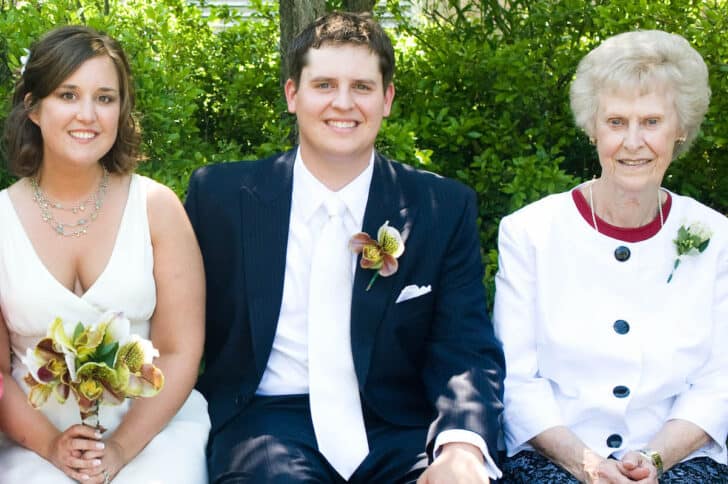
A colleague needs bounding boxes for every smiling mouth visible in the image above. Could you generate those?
[69,131,97,140]
[327,120,357,129]
[618,159,651,166]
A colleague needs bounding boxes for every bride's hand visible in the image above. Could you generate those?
[82,438,126,483]
[46,424,105,481]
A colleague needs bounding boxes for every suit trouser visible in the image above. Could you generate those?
[208,394,429,484]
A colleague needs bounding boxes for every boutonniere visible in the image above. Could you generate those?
[349,221,405,291]
[667,222,712,283]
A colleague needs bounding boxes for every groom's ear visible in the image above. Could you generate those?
[382,82,395,118]
[285,79,299,114]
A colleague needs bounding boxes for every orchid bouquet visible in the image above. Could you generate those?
[22,311,164,431]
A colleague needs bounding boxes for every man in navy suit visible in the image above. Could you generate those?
[186,11,504,484]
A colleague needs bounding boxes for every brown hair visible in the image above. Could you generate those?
[286,11,395,88]
[3,25,141,176]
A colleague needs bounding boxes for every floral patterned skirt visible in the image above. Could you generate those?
[500,450,728,483]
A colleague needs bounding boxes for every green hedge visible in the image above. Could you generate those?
[1,0,726,298]
[382,0,728,295]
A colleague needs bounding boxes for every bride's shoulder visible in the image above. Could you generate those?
[141,175,192,239]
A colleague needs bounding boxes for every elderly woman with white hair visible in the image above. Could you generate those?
[494,30,728,483]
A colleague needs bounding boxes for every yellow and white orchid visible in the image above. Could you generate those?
[23,311,164,430]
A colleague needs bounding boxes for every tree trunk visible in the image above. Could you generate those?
[279,0,325,84]
[343,0,377,12]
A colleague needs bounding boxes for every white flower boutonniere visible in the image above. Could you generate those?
[667,222,712,283]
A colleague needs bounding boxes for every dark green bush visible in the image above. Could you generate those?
[1,0,726,297]
[384,0,728,297]
[0,0,287,194]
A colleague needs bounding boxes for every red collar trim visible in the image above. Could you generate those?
[572,188,672,242]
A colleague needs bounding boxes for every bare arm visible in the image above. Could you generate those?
[0,311,60,456]
[530,426,637,483]
[98,180,205,478]
[617,418,711,482]
[649,419,710,471]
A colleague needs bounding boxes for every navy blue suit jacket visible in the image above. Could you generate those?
[185,149,504,459]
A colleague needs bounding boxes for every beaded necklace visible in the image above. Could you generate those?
[30,169,110,237]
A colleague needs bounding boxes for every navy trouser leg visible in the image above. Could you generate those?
[209,395,342,484]
[209,394,429,484]
[348,413,429,484]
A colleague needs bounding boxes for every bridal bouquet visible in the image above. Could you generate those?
[22,311,164,431]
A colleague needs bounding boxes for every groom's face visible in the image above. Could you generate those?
[285,44,395,170]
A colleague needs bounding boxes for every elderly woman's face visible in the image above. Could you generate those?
[594,88,684,193]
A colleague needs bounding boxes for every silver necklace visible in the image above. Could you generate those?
[30,169,110,237]
[588,180,664,233]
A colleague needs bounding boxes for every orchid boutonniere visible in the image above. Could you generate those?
[349,221,405,291]
[667,222,712,283]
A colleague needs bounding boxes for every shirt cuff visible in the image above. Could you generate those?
[433,429,503,479]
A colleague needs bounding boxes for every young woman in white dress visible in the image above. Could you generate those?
[0,26,210,483]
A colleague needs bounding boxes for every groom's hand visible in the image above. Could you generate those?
[417,442,490,484]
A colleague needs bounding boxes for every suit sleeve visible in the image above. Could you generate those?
[423,187,505,460]
[184,168,218,394]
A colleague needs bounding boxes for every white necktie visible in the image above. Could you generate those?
[308,196,369,479]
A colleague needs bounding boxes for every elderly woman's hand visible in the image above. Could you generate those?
[616,451,659,483]
[587,458,652,483]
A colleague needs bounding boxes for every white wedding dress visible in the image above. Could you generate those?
[0,174,210,484]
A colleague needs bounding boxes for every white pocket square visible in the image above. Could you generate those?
[396,284,432,303]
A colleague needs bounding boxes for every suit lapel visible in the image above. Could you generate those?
[351,153,416,384]
[240,151,295,377]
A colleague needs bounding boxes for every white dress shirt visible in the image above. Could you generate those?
[257,148,500,478]
[257,149,372,395]
[494,187,728,464]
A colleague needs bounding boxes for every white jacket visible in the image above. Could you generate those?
[493,187,728,464]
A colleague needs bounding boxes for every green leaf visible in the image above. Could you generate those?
[72,323,84,343]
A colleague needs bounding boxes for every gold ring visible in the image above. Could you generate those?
[103,470,110,484]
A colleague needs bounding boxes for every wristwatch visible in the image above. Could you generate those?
[638,448,664,478]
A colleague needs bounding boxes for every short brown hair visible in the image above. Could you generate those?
[3,25,141,177]
[286,11,395,88]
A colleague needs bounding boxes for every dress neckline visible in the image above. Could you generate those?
[571,186,672,243]
[1,174,136,301]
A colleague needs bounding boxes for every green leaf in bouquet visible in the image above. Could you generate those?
[96,341,119,368]
[72,322,84,343]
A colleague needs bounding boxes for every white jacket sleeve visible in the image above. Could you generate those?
[668,246,728,452]
[493,214,564,453]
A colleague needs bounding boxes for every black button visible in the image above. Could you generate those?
[613,386,630,398]
[614,246,631,261]
[613,320,630,334]
[607,434,623,448]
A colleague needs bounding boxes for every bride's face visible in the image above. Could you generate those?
[28,55,120,171]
